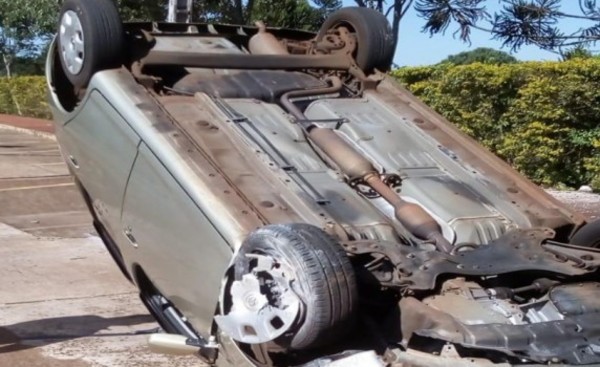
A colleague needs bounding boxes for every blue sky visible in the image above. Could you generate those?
[340,1,591,66]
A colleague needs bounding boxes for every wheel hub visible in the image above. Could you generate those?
[215,254,301,344]
[59,10,85,75]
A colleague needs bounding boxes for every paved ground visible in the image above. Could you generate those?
[547,189,600,221]
[0,125,200,367]
[0,114,55,134]
[0,118,598,367]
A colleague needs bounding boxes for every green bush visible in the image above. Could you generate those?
[0,76,51,119]
[392,60,600,191]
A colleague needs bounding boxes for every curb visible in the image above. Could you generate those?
[0,123,57,141]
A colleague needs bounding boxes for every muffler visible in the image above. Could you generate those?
[249,22,289,55]
[281,78,453,253]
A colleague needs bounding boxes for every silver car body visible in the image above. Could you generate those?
[47,23,596,367]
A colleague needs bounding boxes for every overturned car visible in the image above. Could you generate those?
[47,0,600,366]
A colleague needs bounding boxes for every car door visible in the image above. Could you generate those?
[58,90,140,236]
[121,142,232,337]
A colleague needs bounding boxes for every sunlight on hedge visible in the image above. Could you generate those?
[392,59,600,190]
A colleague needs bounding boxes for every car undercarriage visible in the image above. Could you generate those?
[47,2,600,366]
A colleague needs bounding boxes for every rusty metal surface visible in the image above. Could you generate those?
[157,94,311,229]
[213,96,404,242]
[305,96,516,245]
[343,229,598,290]
[173,71,324,101]
[399,296,600,364]
[141,50,354,71]
[374,78,586,234]
[248,23,290,55]
[549,282,600,316]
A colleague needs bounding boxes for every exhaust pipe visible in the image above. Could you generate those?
[281,79,453,253]
[148,333,219,362]
[148,334,201,355]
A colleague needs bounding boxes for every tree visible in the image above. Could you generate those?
[489,0,600,52]
[193,0,341,30]
[417,0,600,53]
[117,0,166,21]
[0,0,56,77]
[352,0,600,55]
[441,47,518,64]
[562,45,593,60]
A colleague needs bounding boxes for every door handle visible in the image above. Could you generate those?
[68,155,79,168]
[124,226,138,248]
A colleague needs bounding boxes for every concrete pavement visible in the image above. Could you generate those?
[0,125,201,366]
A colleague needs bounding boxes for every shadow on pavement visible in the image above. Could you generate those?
[0,314,156,354]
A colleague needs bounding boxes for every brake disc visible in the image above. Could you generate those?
[215,254,301,344]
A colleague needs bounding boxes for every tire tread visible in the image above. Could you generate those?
[239,224,358,350]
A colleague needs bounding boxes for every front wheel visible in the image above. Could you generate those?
[57,0,124,88]
[218,224,358,351]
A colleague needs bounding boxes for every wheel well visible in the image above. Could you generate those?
[131,264,150,290]
[48,44,80,112]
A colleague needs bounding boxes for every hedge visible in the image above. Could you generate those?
[392,60,600,191]
[0,76,51,119]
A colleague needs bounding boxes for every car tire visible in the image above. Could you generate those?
[236,224,357,351]
[57,0,124,88]
[570,219,600,248]
[317,7,395,73]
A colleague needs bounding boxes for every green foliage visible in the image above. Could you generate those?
[562,46,593,61]
[441,47,518,65]
[392,59,600,191]
[115,0,165,21]
[0,76,51,119]
[251,0,339,30]
[195,0,341,29]
[0,0,56,76]
[0,55,45,76]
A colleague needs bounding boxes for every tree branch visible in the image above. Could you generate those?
[246,0,256,22]
[401,0,414,18]
[233,0,244,23]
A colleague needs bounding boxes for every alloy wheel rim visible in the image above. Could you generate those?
[59,10,85,75]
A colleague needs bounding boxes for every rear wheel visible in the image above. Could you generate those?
[317,7,395,73]
[570,219,600,248]
[58,0,124,88]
